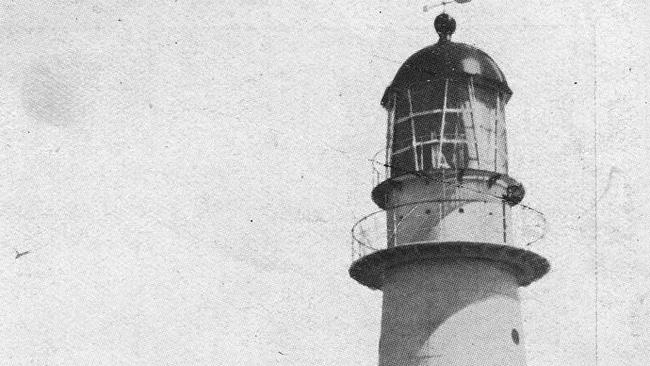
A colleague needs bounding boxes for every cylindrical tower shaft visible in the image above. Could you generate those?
[379,259,526,366]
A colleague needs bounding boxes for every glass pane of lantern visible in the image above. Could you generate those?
[496,99,509,172]
[413,113,442,142]
[393,121,412,151]
[431,142,450,169]
[409,85,434,113]
[409,81,445,113]
[446,80,470,109]
[421,143,433,171]
[441,142,469,169]
[471,84,502,172]
[474,84,497,107]
[443,112,464,139]
[394,94,410,119]
[392,150,415,175]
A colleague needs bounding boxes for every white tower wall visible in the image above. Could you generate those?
[383,175,513,247]
[378,259,526,366]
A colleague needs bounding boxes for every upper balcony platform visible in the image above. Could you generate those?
[350,149,549,290]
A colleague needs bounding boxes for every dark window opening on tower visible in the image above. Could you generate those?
[511,328,520,345]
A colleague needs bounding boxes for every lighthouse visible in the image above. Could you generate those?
[350,12,550,366]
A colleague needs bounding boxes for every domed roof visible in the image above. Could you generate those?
[381,14,512,108]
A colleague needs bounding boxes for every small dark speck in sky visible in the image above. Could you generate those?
[15,250,30,259]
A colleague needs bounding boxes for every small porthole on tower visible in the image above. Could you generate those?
[511,329,520,345]
[458,208,464,213]
[488,212,493,216]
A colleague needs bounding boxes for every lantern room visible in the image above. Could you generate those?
[382,13,511,178]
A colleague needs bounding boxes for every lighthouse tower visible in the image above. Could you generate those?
[349,13,549,366]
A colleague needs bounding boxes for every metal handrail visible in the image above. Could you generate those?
[351,198,546,261]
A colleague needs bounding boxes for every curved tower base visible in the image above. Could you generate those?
[379,259,527,366]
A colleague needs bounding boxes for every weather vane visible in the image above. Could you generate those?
[423,0,472,13]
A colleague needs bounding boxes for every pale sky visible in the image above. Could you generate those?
[0,1,649,365]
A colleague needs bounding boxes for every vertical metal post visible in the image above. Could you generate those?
[502,200,507,244]
[438,79,449,168]
[386,94,396,177]
[453,109,459,169]
[494,93,500,172]
[499,92,509,173]
[407,89,420,171]
[467,79,481,169]
[392,209,398,247]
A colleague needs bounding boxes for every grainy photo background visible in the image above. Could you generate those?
[0,1,648,365]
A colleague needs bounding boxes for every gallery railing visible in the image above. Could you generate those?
[354,150,547,262]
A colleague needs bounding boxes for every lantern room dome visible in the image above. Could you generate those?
[381,15,512,107]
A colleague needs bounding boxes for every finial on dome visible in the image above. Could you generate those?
[434,13,456,42]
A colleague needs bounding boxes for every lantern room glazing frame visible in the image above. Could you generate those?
[383,76,511,179]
